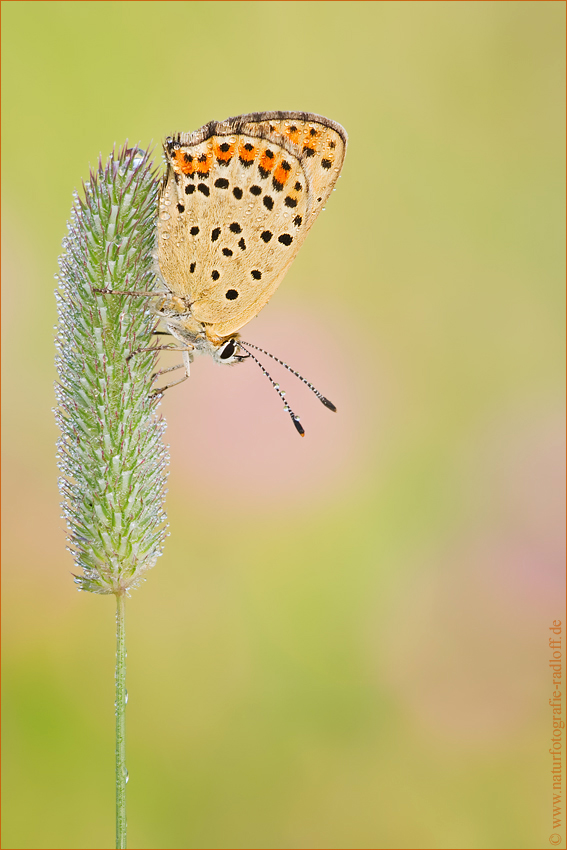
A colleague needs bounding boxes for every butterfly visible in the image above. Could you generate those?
[153,111,347,434]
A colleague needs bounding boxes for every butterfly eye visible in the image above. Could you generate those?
[219,339,236,360]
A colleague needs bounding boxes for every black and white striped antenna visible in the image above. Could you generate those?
[238,341,336,437]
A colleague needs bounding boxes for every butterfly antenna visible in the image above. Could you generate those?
[238,342,305,436]
[240,341,336,412]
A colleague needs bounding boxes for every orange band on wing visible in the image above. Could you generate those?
[259,149,275,172]
[273,162,292,187]
[285,125,301,144]
[172,149,197,175]
[195,153,211,177]
[238,143,256,163]
[214,141,236,163]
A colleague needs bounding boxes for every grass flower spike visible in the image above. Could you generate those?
[54,145,168,596]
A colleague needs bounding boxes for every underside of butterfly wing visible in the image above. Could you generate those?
[157,111,347,341]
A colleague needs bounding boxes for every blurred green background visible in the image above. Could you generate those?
[2,2,565,848]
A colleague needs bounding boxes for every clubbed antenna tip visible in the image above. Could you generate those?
[320,396,337,412]
[293,417,305,437]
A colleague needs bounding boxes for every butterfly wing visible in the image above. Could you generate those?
[157,112,347,340]
[235,112,348,230]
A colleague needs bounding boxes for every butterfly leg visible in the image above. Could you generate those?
[151,363,185,380]
[93,287,161,298]
[150,349,193,396]
[127,343,179,362]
